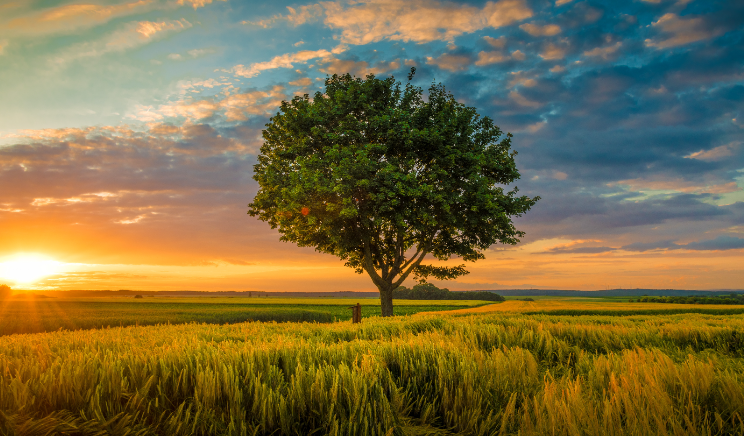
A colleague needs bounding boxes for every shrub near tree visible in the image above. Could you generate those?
[0,284,11,299]
[393,282,505,301]
[249,70,538,316]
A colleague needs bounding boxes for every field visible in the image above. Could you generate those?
[1,298,744,435]
[0,297,486,336]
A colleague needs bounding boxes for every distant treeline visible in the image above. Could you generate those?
[394,283,505,301]
[488,289,744,297]
[635,294,744,305]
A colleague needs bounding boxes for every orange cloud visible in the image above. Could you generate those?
[520,22,561,36]
[129,86,287,122]
[539,42,567,60]
[645,13,726,49]
[4,0,155,36]
[323,0,532,44]
[229,47,345,78]
[584,41,622,59]
[614,178,742,194]
[317,58,401,76]
[288,77,313,87]
[176,0,227,10]
[243,4,323,28]
[426,53,472,71]
[685,144,737,161]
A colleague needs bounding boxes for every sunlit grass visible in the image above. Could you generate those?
[0,297,493,335]
[1,308,743,435]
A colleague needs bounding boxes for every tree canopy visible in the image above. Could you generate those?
[249,71,538,316]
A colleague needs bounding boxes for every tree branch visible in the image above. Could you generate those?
[392,246,428,289]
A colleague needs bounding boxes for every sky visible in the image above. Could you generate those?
[0,0,743,292]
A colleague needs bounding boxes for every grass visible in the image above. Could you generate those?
[0,297,491,336]
[1,298,744,435]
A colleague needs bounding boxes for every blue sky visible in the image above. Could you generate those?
[0,0,742,291]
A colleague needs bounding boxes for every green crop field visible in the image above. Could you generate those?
[1,299,744,435]
[0,297,489,336]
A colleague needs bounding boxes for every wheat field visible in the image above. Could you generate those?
[1,300,744,435]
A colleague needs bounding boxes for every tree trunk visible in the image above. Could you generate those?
[378,283,395,317]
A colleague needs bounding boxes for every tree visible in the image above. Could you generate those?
[249,71,538,316]
[0,284,11,299]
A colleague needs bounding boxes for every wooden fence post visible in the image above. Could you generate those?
[349,303,362,323]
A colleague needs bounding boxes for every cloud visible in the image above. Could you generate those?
[176,0,228,10]
[614,178,741,195]
[229,46,345,78]
[545,242,615,254]
[520,23,561,36]
[0,122,271,266]
[51,19,192,64]
[685,144,737,161]
[129,85,286,122]
[322,0,532,44]
[509,90,542,108]
[621,240,680,252]
[288,77,313,87]
[426,53,472,72]
[317,57,401,76]
[168,48,215,61]
[243,4,323,28]
[685,236,744,251]
[645,13,728,49]
[622,236,744,252]
[475,51,509,65]
[539,42,567,60]
[3,0,155,36]
[584,41,622,59]
[483,36,506,49]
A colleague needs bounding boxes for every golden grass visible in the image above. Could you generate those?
[1,306,744,435]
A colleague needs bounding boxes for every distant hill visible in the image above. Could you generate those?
[476,289,744,297]
[35,290,383,298]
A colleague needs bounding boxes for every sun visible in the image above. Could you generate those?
[0,254,63,285]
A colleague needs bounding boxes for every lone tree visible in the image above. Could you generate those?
[249,71,538,316]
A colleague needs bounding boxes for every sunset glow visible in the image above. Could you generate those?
[0,255,63,285]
